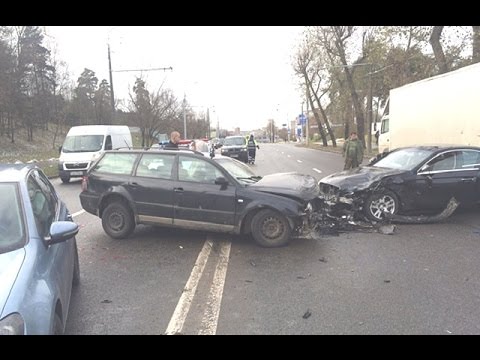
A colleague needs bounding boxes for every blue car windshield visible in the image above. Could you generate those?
[373,148,434,171]
[0,183,26,254]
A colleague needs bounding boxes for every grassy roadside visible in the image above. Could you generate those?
[0,127,66,178]
[0,127,144,178]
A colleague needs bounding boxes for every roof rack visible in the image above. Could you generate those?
[111,146,205,156]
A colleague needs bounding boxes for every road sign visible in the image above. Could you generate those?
[298,114,306,125]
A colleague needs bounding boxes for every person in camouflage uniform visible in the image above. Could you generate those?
[343,131,363,170]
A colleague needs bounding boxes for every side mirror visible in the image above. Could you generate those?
[58,145,62,154]
[215,176,229,189]
[46,221,79,245]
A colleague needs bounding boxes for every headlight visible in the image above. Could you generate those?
[241,148,247,152]
[0,313,25,335]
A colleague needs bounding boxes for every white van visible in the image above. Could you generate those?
[58,125,133,183]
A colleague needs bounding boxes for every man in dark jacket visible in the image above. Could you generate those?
[343,131,363,170]
[247,134,259,164]
[164,131,181,150]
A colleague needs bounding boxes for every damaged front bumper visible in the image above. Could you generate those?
[300,193,460,238]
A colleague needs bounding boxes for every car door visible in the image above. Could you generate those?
[414,150,480,210]
[173,155,236,232]
[129,153,176,225]
[27,170,73,316]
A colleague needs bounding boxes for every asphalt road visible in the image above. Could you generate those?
[58,143,480,334]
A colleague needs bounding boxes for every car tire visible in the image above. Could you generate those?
[53,313,63,335]
[60,177,70,183]
[72,243,80,287]
[251,209,291,247]
[364,190,399,221]
[102,201,135,239]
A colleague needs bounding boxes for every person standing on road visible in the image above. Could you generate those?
[247,134,259,164]
[343,131,363,170]
[164,131,181,150]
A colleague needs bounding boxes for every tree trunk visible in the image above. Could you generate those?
[308,80,336,147]
[304,75,328,146]
[430,26,448,74]
[473,26,480,64]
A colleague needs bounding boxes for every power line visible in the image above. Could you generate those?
[113,67,173,73]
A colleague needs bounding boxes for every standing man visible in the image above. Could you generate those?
[164,131,181,150]
[247,134,259,164]
[343,131,363,170]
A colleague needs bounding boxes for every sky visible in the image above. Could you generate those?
[45,26,306,132]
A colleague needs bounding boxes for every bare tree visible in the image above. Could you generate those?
[430,26,449,74]
[473,26,480,63]
[129,77,178,147]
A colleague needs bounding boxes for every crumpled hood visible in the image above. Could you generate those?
[0,249,25,315]
[249,172,319,201]
[320,166,407,192]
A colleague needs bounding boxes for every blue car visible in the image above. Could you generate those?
[0,164,80,335]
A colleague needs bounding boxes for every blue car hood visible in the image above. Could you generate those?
[0,249,26,315]
[249,172,319,201]
[320,166,407,192]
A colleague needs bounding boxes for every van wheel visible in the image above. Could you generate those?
[60,177,70,183]
[102,202,135,239]
[251,209,291,247]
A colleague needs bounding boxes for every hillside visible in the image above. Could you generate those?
[0,125,144,177]
[0,126,68,176]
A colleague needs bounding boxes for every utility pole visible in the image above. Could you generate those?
[107,40,173,124]
[183,94,187,139]
[305,86,310,145]
[108,44,115,124]
[206,107,210,138]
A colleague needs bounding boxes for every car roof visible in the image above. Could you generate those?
[0,163,35,182]
[106,148,206,157]
[393,145,480,152]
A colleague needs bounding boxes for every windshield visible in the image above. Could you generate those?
[214,157,258,183]
[0,183,26,254]
[62,135,104,153]
[224,137,246,146]
[373,148,434,171]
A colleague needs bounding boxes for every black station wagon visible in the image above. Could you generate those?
[79,149,319,247]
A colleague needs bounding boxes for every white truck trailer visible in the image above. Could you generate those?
[378,62,480,153]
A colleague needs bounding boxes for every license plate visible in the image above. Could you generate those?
[70,171,84,176]
[231,154,238,158]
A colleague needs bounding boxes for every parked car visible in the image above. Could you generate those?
[79,149,319,247]
[0,164,80,335]
[220,135,248,163]
[319,145,480,221]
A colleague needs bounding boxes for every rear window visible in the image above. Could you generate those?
[0,183,26,254]
[92,153,138,175]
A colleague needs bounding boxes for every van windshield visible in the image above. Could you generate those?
[62,135,104,153]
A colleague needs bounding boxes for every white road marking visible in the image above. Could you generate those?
[71,209,85,218]
[297,160,303,163]
[313,168,322,174]
[198,241,231,335]
[165,239,213,335]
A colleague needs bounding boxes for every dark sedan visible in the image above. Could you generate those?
[319,146,480,221]
[80,149,318,247]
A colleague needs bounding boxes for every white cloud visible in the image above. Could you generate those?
[46,26,305,131]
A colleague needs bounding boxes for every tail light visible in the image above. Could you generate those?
[81,176,89,191]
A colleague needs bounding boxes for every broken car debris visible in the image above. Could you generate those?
[305,194,459,237]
